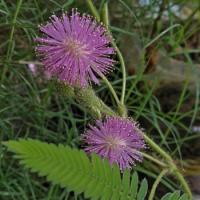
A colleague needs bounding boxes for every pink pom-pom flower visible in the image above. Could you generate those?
[83,117,146,170]
[35,9,115,87]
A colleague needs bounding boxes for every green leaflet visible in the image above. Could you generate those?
[161,191,190,200]
[3,139,190,200]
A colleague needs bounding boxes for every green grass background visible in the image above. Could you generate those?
[1,0,200,199]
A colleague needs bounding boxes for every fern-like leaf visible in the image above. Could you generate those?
[3,139,149,200]
[161,191,190,200]
[3,139,191,200]
[137,178,148,200]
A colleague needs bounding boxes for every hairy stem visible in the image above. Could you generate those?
[97,70,120,106]
[148,169,168,200]
[141,152,167,168]
[101,1,127,116]
[95,68,127,117]
[111,41,127,106]
[88,1,126,116]
[143,134,192,199]
[100,1,127,107]
[75,87,116,118]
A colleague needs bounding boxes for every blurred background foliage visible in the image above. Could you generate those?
[0,0,200,199]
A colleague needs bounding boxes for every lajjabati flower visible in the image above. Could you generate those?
[35,9,115,87]
[83,117,146,170]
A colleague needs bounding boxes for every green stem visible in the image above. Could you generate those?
[101,1,109,28]
[99,100,117,117]
[143,135,172,162]
[87,2,123,114]
[111,41,126,106]
[143,134,192,199]
[148,169,168,200]
[101,1,127,116]
[94,68,127,117]
[141,152,167,168]
[75,87,116,118]
[173,169,192,197]
[94,70,128,117]
[86,0,100,21]
[97,70,120,106]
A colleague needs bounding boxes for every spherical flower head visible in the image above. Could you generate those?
[83,117,146,170]
[35,9,115,87]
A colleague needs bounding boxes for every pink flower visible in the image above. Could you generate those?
[35,9,115,87]
[83,117,145,170]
